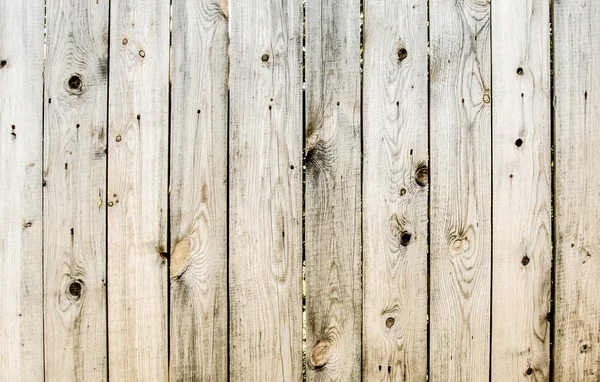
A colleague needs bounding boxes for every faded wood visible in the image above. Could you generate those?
[228,0,303,380]
[490,0,552,379]
[169,0,229,380]
[107,0,170,380]
[429,0,492,380]
[362,0,429,380]
[304,0,361,380]
[0,1,44,380]
[554,0,600,380]
[43,0,109,380]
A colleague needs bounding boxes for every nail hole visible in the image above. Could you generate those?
[510,174,513,178]
[397,47,408,62]
[68,75,82,90]
[521,255,530,266]
[122,38,128,45]
[400,231,412,246]
[385,317,395,328]
[197,109,201,114]
[379,365,382,371]
[515,138,523,147]
[68,280,83,299]
[23,222,32,228]
[115,135,122,142]
[0,60,6,68]
[400,187,406,196]
[261,54,269,62]
[137,114,141,120]
[388,366,391,373]
[268,105,272,110]
[521,93,524,97]
[76,124,80,128]
[290,165,294,170]
[517,67,524,75]
[396,101,399,106]
[336,101,340,106]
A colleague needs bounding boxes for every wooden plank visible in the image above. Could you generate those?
[554,0,600,379]
[490,0,551,379]
[43,0,110,380]
[169,0,229,380]
[107,0,169,379]
[304,0,361,380]
[362,0,428,380]
[429,0,491,380]
[0,1,44,380]
[228,0,303,379]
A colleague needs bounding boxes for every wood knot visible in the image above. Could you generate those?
[515,138,523,147]
[483,93,491,104]
[385,317,395,328]
[580,342,591,353]
[261,54,269,62]
[450,239,464,255]
[139,50,146,58]
[68,280,83,299]
[67,75,83,91]
[517,67,524,75]
[309,341,331,369]
[521,255,530,266]
[400,231,412,246]
[397,47,408,62]
[171,237,192,279]
[415,164,428,186]
[525,367,533,376]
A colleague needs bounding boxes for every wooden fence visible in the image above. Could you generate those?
[1,0,599,380]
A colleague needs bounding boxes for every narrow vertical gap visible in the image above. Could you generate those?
[358,0,364,380]
[301,0,307,380]
[226,89,231,382]
[104,0,112,380]
[41,0,48,379]
[166,0,173,376]
[548,0,556,379]
[488,0,494,379]
[426,0,431,379]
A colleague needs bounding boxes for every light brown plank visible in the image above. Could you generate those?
[43,0,110,380]
[0,1,44,380]
[490,0,552,379]
[554,0,600,379]
[169,0,229,380]
[107,0,170,379]
[429,0,492,380]
[228,0,303,380]
[362,0,429,380]
[304,0,361,380]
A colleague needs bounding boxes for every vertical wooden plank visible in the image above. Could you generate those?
[44,0,110,380]
[228,0,303,379]
[490,0,551,379]
[107,0,169,379]
[169,0,229,380]
[304,0,361,380]
[429,0,491,380]
[362,0,428,380]
[0,1,44,380]
[554,0,600,380]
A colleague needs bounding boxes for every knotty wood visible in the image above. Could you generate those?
[169,0,229,380]
[43,0,110,380]
[429,0,491,380]
[304,0,361,380]
[229,0,303,380]
[362,0,428,380]
[107,0,169,379]
[0,1,44,380]
[554,0,600,379]
[490,0,551,379]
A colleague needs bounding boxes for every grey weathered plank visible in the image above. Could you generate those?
[304,0,361,380]
[429,0,492,380]
[107,0,170,379]
[554,0,600,380]
[362,0,429,380]
[490,0,552,379]
[228,0,303,380]
[169,0,229,380]
[43,0,110,380]
[0,1,44,380]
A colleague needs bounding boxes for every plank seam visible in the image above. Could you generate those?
[105,0,112,379]
[549,0,556,379]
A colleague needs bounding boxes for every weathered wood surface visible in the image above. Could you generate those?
[304,0,361,380]
[43,0,109,380]
[429,0,492,380]
[0,1,44,381]
[362,0,429,380]
[228,0,303,380]
[554,0,600,380]
[491,0,552,380]
[107,0,170,380]
[169,0,229,380]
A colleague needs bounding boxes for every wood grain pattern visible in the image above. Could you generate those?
[490,0,552,380]
[170,0,229,380]
[228,0,303,380]
[107,0,169,379]
[304,0,361,380]
[43,0,109,380]
[0,1,44,380]
[362,0,429,380]
[554,0,600,380]
[429,0,491,380]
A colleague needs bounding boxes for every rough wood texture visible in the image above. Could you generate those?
[554,0,600,380]
[304,0,361,380]
[228,0,303,380]
[429,0,491,380]
[491,0,551,379]
[0,1,44,380]
[362,0,429,380]
[107,0,169,379]
[169,0,229,380]
[44,0,110,380]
